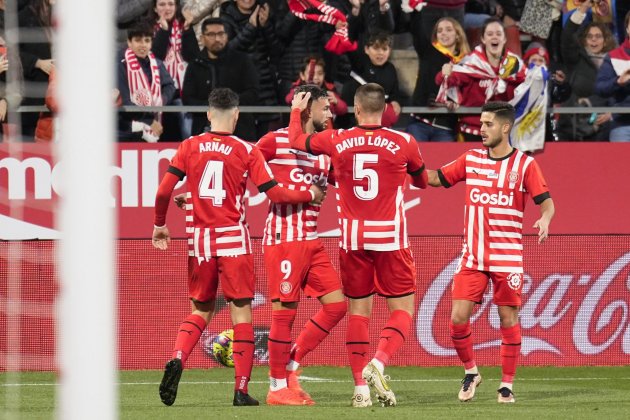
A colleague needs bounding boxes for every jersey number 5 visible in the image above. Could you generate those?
[353,153,379,200]
[199,160,227,206]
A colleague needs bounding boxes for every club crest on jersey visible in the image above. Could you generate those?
[280,281,292,294]
[507,273,522,290]
[508,171,519,184]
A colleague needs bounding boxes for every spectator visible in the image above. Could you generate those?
[521,41,572,142]
[347,0,395,49]
[340,30,402,128]
[284,56,347,127]
[558,0,616,141]
[148,0,199,140]
[220,0,283,137]
[0,32,23,143]
[435,17,525,141]
[18,0,53,141]
[275,0,351,100]
[117,23,176,142]
[596,10,630,142]
[407,17,470,141]
[181,17,259,140]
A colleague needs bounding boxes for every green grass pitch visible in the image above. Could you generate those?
[2,366,630,419]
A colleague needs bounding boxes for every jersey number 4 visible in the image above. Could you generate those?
[353,153,379,200]
[199,160,227,206]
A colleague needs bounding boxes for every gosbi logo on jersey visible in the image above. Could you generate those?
[507,273,522,291]
[280,281,292,295]
[289,168,327,185]
[469,188,514,206]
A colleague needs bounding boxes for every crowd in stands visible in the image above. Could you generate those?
[1,0,630,143]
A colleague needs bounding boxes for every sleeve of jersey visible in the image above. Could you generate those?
[524,160,551,205]
[154,171,180,227]
[288,108,333,155]
[406,141,428,189]
[255,132,276,161]
[437,152,467,188]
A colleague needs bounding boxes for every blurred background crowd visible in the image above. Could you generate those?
[1,0,630,143]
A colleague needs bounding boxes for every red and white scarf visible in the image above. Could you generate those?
[609,39,630,77]
[436,45,525,104]
[161,19,188,90]
[125,48,163,107]
[287,0,357,55]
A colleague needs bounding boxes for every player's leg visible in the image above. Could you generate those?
[288,242,346,396]
[160,256,218,406]
[493,271,524,403]
[364,249,417,407]
[450,269,488,402]
[340,249,376,408]
[221,254,259,406]
[263,242,313,405]
[287,289,345,398]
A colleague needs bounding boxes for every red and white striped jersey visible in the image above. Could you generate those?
[307,125,426,251]
[438,148,550,273]
[169,131,277,257]
[257,128,331,245]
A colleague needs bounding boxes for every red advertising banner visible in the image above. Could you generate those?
[2,236,629,371]
[2,143,630,239]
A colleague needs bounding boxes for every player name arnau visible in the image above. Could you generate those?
[335,135,401,155]
[199,141,233,155]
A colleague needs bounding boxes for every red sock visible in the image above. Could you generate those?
[450,321,476,370]
[500,324,521,384]
[292,301,346,363]
[346,315,369,386]
[233,323,255,393]
[268,309,297,379]
[374,310,411,365]
[172,314,206,367]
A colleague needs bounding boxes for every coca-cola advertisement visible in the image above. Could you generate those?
[2,236,629,371]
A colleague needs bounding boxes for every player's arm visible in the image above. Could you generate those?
[427,170,443,187]
[526,160,554,244]
[428,153,468,188]
[287,92,333,155]
[153,167,183,250]
[249,148,325,205]
[534,197,555,244]
[406,140,428,189]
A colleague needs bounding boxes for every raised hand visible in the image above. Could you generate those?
[291,91,311,111]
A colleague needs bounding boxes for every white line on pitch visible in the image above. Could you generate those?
[3,377,630,387]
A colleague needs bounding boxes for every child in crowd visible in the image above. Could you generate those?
[340,30,401,128]
[285,56,347,128]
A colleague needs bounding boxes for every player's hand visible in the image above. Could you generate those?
[292,91,311,111]
[173,193,187,209]
[533,218,549,244]
[309,184,326,205]
[152,226,171,250]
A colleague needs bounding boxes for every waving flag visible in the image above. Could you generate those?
[509,64,549,153]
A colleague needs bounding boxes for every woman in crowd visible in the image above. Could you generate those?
[407,17,470,141]
[435,17,525,141]
[558,0,616,141]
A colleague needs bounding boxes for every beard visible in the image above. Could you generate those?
[483,135,502,148]
[313,119,327,132]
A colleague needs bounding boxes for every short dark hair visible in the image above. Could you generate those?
[201,17,225,34]
[294,84,328,109]
[366,30,393,48]
[208,88,239,110]
[127,22,154,40]
[481,101,515,126]
[355,83,385,114]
